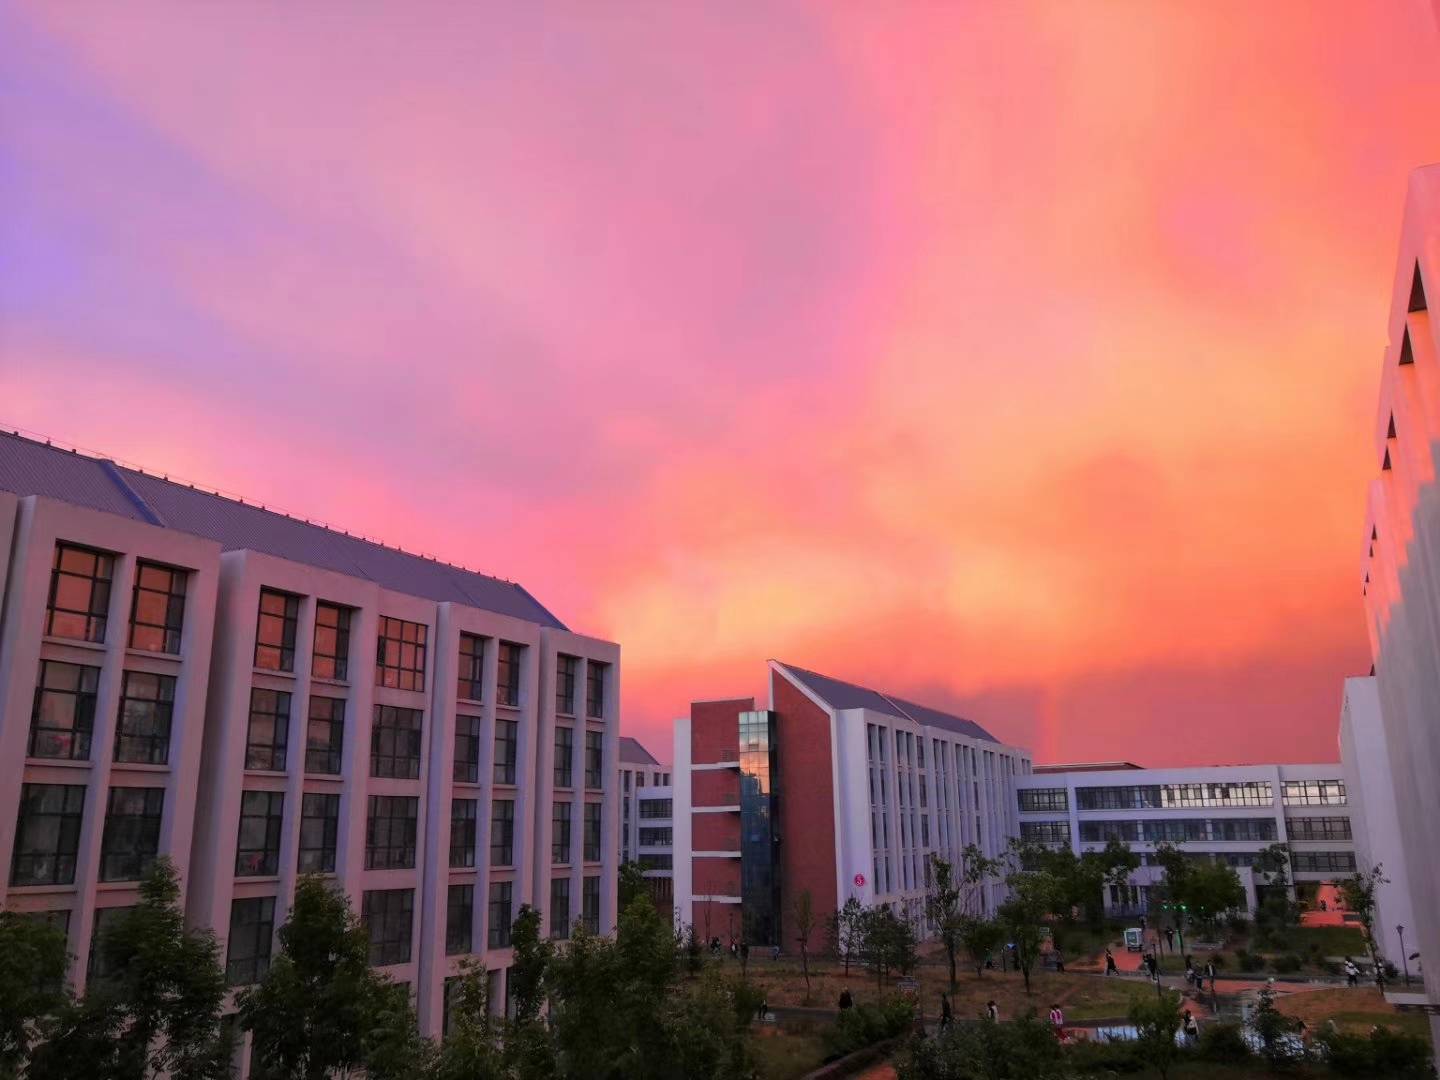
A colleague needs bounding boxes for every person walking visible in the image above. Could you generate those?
[1053,947,1065,974]
[1048,1003,1065,1041]
[1104,947,1118,976]
[1185,963,1196,990]
[839,988,854,1011]
[771,943,781,962]
[1205,959,1216,993]
[1183,1010,1199,1046]
[757,996,769,1021]
[1344,958,1359,988]
[986,1000,999,1023]
[1165,927,1175,952]
[940,992,954,1031]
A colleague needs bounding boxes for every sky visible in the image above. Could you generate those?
[3,1,1439,767]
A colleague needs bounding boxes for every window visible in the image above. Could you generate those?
[114,671,175,764]
[1282,780,1347,806]
[638,799,672,819]
[129,562,186,653]
[298,793,340,873]
[446,884,473,955]
[11,784,85,886]
[366,796,418,870]
[638,827,672,847]
[585,731,603,789]
[556,654,577,715]
[99,787,164,881]
[1292,851,1357,874]
[226,897,275,985]
[1018,788,1068,813]
[1160,781,1272,808]
[493,719,517,785]
[1079,820,1141,843]
[1076,785,1163,811]
[582,876,600,934]
[371,705,422,778]
[29,660,100,760]
[487,881,513,948]
[254,589,300,672]
[376,616,427,691]
[458,633,485,701]
[552,801,572,864]
[47,543,114,642]
[312,603,352,681]
[362,889,413,966]
[497,642,523,707]
[1019,820,1070,846]
[550,877,571,939]
[245,688,291,771]
[89,906,134,982]
[236,790,284,876]
[583,802,602,862]
[450,799,477,868]
[305,697,344,775]
[490,799,515,867]
[638,854,672,870]
[1286,816,1353,842]
[442,719,479,789]
[586,661,608,718]
[554,726,574,788]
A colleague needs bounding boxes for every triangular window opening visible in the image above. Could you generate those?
[1411,262,1428,313]
[1383,448,1393,471]
[1388,414,1397,439]
[1400,328,1414,365]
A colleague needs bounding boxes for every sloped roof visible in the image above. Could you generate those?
[619,736,661,766]
[0,430,566,628]
[773,661,999,743]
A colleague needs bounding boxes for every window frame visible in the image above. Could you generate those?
[362,888,414,967]
[99,786,165,882]
[46,542,114,643]
[586,660,607,718]
[370,705,423,779]
[453,714,482,784]
[552,801,572,865]
[366,795,419,871]
[29,659,100,761]
[311,602,352,681]
[446,883,474,956]
[245,687,292,772]
[235,789,285,877]
[298,792,340,873]
[11,783,86,887]
[497,642,522,708]
[226,896,276,985]
[554,726,574,789]
[114,670,176,765]
[550,877,571,939]
[375,616,428,692]
[254,589,300,672]
[457,633,486,702]
[305,696,345,775]
[556,654,577,716]
[487,880,513,948]
[128,561,187,654]
[450,798,477,869]
[490,798,515,867]
[583,801,602,863]
[493,718,518,785]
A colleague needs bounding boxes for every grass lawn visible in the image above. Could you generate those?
[1274,986,1432,1042]
[748,1028,829,1080]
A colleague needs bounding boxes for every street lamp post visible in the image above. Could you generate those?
[1397,925,1411,988]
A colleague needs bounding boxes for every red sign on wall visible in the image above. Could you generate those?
[854,873,866,887]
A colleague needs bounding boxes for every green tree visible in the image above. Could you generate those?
[1128,989,1185,1080]
[997,870,1058,996]
[1254,843,1299,934]
[859,905,917,997]
[507,905,553,1025]
[28,858,231,1080]
[900,1010,1071,1080]
[0,910,70,1079]
[1339,863,1389,979]
[956,844,1002,917]
[1152,844,1243,936]
[791,889,816,1003]
[926,856,964,988]
[682,923,704,976]
[430,962,507,1080]
[827,897,865,977]
[618,860,648,912]
[956,915,1004,978]
[1250,985,1302,1070]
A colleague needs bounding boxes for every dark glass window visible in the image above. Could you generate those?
[552,801,572,865]
[1286,816,1352,842]
[1019,820,1070,846]
[493,719,517,785]
[88,906,134,982]
[446,884,474,956]
[47,543,113,643]
[554,726,574,788]
[128,562,186,653]
[458,633,485,701]
[298,793,339,873]
[366,795,418,870]
[582,876,600,935]
[114,670,175,764]
[639,827,672,846]
[245,688,291,771]
[235,790,284,876]
[584,731,603,789]
[29,660,100,760]
[99,786,164,882]
[739,709,780,946]
[454,715,481,784]
[371,706,422,779]
[305,697,344,775]
[254,589,300,672]
[1292,851,1357,874]
[487,881,513,948]
[556,654,577,716]
[583,802,602,863]
[376,616,427,692]
[550,877,571,939]
[312,602,352,681]
[450,799,477,868]
[586,661,608,718]
[362,889,413,966]
[638,798,672,819]
[1018,788,1069,813]
[490,799,515,867]
[638,854,672,870]
[11,784,85,886]
[226,896,275,985]
[497,642,522,707]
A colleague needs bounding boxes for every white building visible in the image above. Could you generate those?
[618,736,673,920]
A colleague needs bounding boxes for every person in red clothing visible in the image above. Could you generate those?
[1048,1003,1065,1041]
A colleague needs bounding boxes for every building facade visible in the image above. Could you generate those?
[672,661,1030,950]
[0,432,620,1047]
[618,736,673,920]
[1015,762,1356,917]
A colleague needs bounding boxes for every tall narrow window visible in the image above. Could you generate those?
[454,715,481,783]
[312,602,351,681]
[376,616,427,691]
[361,889,413,966]
[10,784,85,886]
[586,661,608,718]
[298,793,339,873]
[226,897,276,985]
[114,671,175,764]
[450,799,477,868]
[556,654,577,716]
[129,562,186,653]
[366,795,418,870]
[99,787,164,882]
[497,642,523,707]
[446,884,474,955]
[458,633,485,701]
[584,731,603,789]
[493,719,518,785]
[370,706,422,779]
[235,790,284,876]
[552,801,572,865]
[554,726,574,788]
[305,697,344,775]
[88,906,134,982]
[487,881,513,948]
[245,688,291,771]
[583,802,602,862]
[254,589,299,672]
[47,543,114,643]
[490,799,515,867]
[550,877,571,939]
[29,660,100,760]
[582,876,600,934]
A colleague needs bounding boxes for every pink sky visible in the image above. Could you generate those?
[4,2,1439,766]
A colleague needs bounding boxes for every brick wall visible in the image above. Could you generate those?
[690,698,751,764]
[774,672,838,950]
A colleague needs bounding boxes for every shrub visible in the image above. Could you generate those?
[1317,1025,1434,1079]
[1197,1021,1252,1065]
[728,978,765,1029]
[1066,1035,1149,1072]
[823,997,914,1059]
[901,1013,1070,1080]
[1234,949,1259,971]
[1226,915,1251,935]
[1208,953,1225,969]
[1271,954,1303,974]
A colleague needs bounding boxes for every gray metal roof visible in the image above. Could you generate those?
[773,661,999,743]
[0,430,566,629]
[618,736,662,766]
